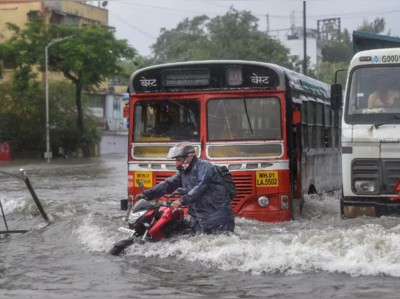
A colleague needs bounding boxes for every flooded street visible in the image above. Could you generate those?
[1,155,400,298]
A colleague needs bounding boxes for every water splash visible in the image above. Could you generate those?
[0,197,27,215]
[112,191,400,277]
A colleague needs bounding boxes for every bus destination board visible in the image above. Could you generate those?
[161,69,210,87]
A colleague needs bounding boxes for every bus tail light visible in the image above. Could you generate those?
[281,195,289,210]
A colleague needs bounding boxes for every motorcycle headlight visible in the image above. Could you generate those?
[354,180,376,193]
[128,210,147,225]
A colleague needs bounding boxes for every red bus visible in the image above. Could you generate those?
[126,61,342,222]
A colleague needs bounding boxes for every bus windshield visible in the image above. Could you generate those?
[133,99,200,142]
[346,66,400,123]
[207,97,282,141]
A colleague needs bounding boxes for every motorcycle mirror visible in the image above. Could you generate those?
[173,188,188,196]
[138,181,145,192]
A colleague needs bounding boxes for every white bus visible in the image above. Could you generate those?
[331,48,400,218]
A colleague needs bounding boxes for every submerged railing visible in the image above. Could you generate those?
[0,168,49,235]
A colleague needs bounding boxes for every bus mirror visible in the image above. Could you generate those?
[293,108,301,124]
[123,106,129,118]
[331,84,342,111]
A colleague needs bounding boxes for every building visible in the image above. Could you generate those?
[0,1,109,83]
[0,1,127,157]
[274,27,323,74]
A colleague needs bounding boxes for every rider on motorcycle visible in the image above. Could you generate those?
[135,142,235,235]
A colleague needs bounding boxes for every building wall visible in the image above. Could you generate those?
[278,37,322,70]
[62,1,108,27]
[0,2,43,41]
[0,1,108,89]
[100,134,128,155]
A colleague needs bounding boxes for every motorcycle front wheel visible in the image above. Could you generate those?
[108,239,134,256]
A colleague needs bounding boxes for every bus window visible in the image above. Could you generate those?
[316,103,323,148]
[133,99,200,142]
[300,103,308,151]
[324,105,332,148]
[207,97,282,141]
[306,101,315,149]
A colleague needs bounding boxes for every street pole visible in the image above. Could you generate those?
[303,1,307,76]
[45,35,75,163]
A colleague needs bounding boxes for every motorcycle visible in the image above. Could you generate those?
[109,181,189,256]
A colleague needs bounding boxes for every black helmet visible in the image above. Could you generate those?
[167,142,196,172]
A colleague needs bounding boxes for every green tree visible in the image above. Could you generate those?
[317,61,348,86]
[357,18,386,34]
[321,29,353,64]
[322,18,388,64]
[0,80,102,157]
[0,19,136,157]
[150,8,292,68]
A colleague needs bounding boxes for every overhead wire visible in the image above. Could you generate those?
[109,10,157,40]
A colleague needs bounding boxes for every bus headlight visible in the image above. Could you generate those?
[281,195,289,210]
[258,196,269,207]
[354,180,376,193]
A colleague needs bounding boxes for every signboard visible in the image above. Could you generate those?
[161,69,210,87]
[89,107,104,118]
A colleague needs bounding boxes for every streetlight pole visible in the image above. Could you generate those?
[45,35,75,163]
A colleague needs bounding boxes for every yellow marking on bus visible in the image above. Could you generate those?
[256,171,279,187]
[134,172,153,188]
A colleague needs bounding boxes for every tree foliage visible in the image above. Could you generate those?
[319,18,389,85]
[150,8,292,68]
[0,80,101,157]
[0,19,136,157]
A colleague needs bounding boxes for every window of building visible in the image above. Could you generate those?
[27,10,41,21]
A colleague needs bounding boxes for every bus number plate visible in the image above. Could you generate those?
[134,172,153,188]
[256,171,278,187]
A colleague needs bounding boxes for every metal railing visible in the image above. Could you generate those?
[0,169,49,235]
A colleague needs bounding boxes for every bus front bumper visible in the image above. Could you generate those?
[342,197,400,218]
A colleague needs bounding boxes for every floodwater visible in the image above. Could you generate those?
[1,155,400,298]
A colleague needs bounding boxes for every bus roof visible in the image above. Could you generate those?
[353,31,400,54]
[128,60,330,101]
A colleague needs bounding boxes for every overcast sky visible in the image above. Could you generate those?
[105,0,400,56]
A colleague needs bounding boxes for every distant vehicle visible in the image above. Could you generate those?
[331,31,400,218]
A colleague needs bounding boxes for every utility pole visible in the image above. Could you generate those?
[303,1,307,76]
[266,14,269,34]
[45,35,75,163]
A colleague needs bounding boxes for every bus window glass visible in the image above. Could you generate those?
[301,103,307,124]
[346,66,400,124]
[307,101,315,124]
[133,99,200,142]
[316,103,323,125]
[324,105,331,127]
[207,97,282,141]
[208,144,282,158]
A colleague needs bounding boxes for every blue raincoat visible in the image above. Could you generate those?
[143,157,235,234]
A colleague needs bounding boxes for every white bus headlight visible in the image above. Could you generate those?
[128,210,147,225]
[258,196,269,207]
[354,181,376,193]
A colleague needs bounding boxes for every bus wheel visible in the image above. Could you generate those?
[308,185,317,195]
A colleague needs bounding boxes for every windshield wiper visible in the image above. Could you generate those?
[243,94,254,135]
[374,115,400,129]
[164,96,198,127]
